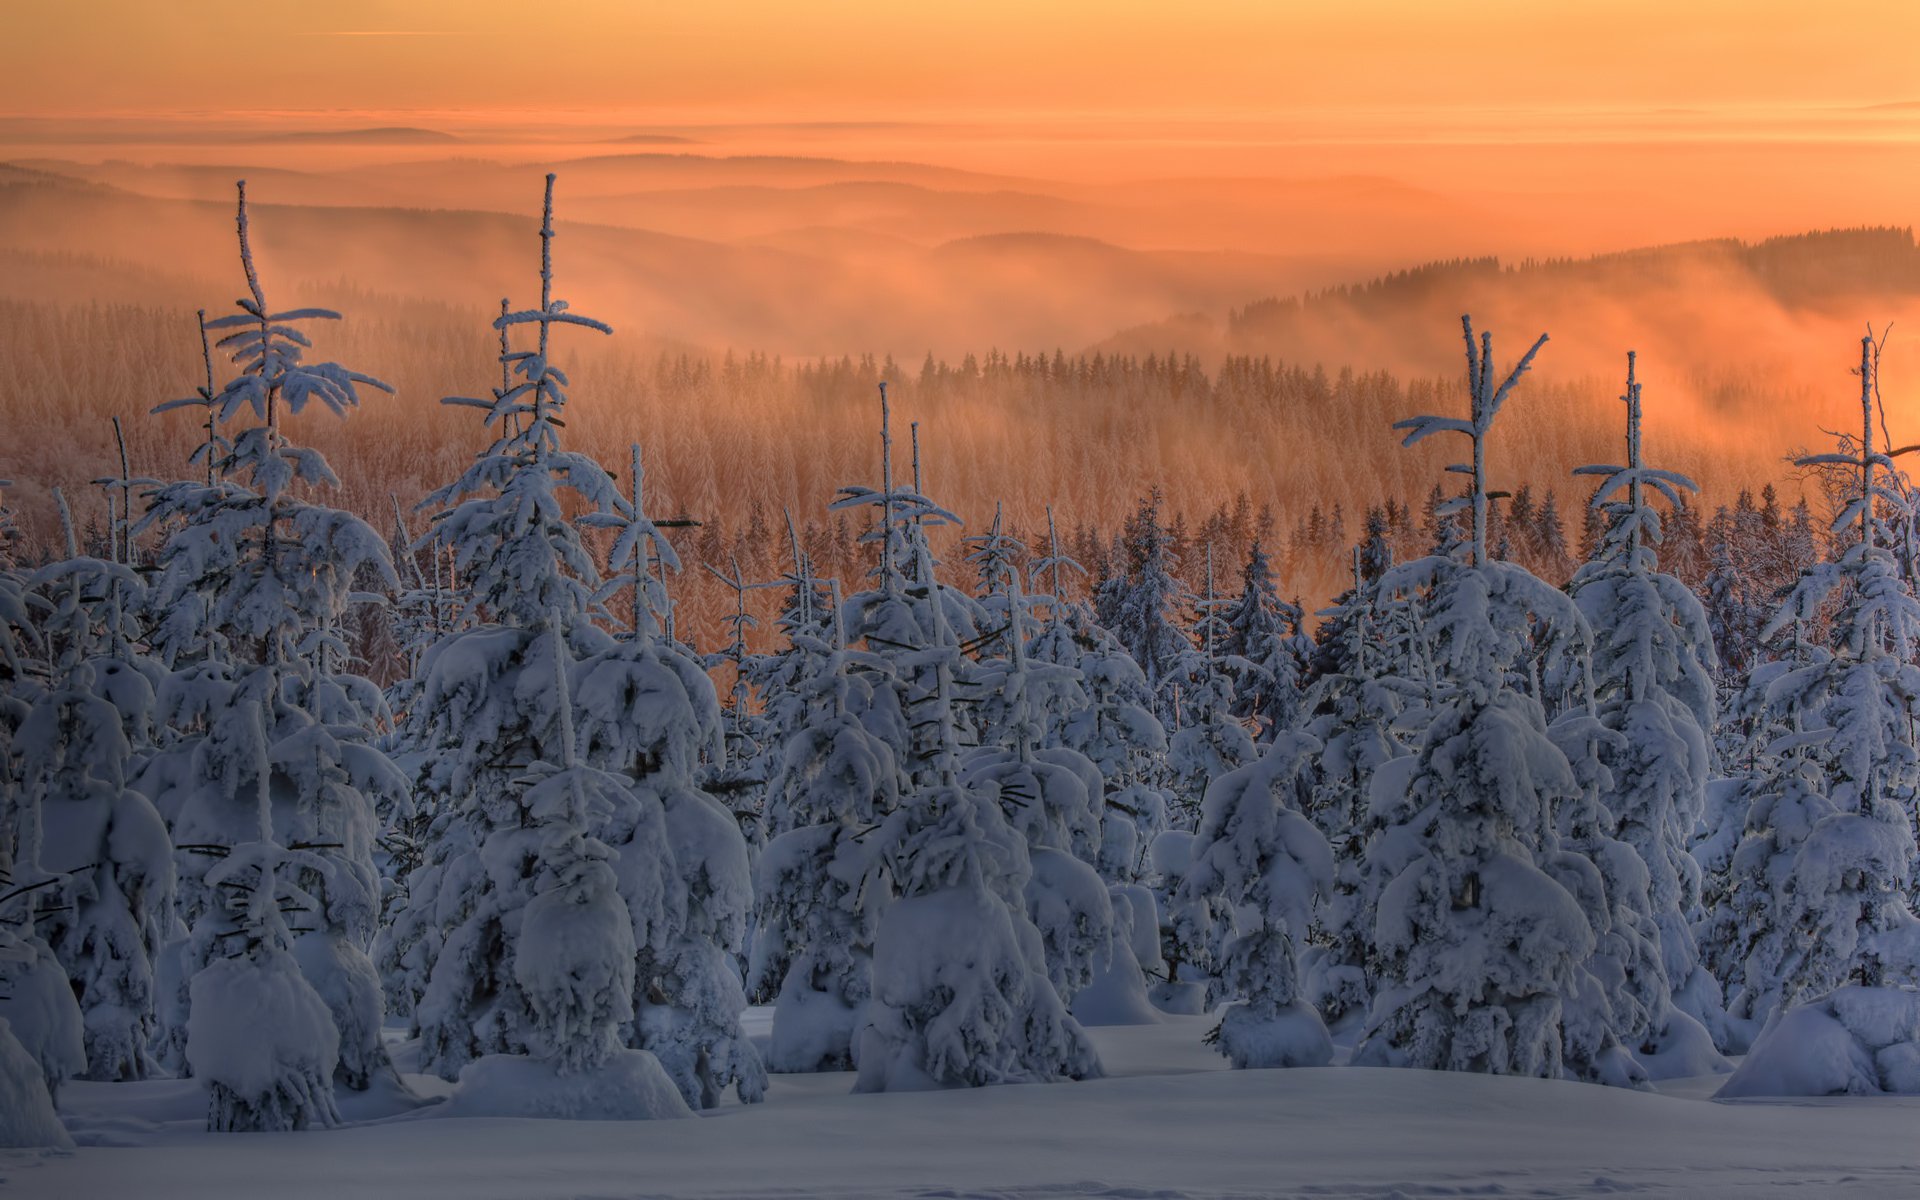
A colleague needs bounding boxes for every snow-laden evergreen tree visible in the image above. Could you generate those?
[740,512,853,771]
[0,875,88,1106]
[961,540,1117,1010]
[1218,539,1310,741]
[750,606,899,1071]
[1353,318,1598,1079]
[849,404,1100,1092]
[139,181,399,1091]
[0,1013,72,1148]
[855,764,1104,1091]
[1031,550,1172,874]
[17,649,174,1080]
[1715,333,1920,1038]
[699,547,777,843]
[377,173,632,1071]
[0,783,75,1144]
[0,763,80,1145]
[7,519,176,1083]
[446,623,690,1120]
[1108,490,1194,726]
[1298,547,1406,1029]
[581,440,767,1110]
[385,178,759,1109]
[1567,352,1730,1062]
[1543,716,1664,1088]
[831,394,985,779]
[1180,733,1335,1068]
[376,498,457,922]
[1165,547,1258,821]
[186,835,344,1132]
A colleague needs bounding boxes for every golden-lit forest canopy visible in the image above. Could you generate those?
[0,225,1897,664]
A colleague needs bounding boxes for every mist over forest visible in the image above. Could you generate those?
[1,138,1915,648]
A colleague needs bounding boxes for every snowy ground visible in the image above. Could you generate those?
[8,1012,1920,1199]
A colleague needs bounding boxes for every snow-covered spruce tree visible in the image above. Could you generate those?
[0,738,81,1145]
[7,489,170,1082]
[447,624,689,1120]
[580,457,766,1109]
[0,873,88,1107]
[751,608,899,1070]
[1698,618,1825,1043]
[186,830,346,1132]
[960,541,1119,1013]
[372,194,615,1061]
[699,548,777,843]
[375,498,459,924]
[850,404,1100,1092]
[1180,733,1335,1067]
[378,176,636,1071]
[1541,715,1660,1088]
[831,395,985,781]
[6,506,175,1084]
[855,767,1104,1090]
[1716,333,1920,1036]
[387,178,759,1109]
[1219,539,1310,742]
[1352,318,1599,1079]
[1566,352,1730,1064]
[740,512,855,775]
[1108,490,1194,728]
[964,503,1025,626]
[0,1010,73,1148]
[1165,546,1258,822]
[1298,547,1406,1030]
[0,800,74,1148]
[1030,576,1171,877]
[1023,509,1160,882]
[1146,824,1232,1015]
[139,181,400,1093]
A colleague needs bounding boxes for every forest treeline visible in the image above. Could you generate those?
[0,285,1847,662]
[1230,226,1920,337]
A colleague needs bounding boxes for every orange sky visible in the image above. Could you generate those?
[10,0,1920,127]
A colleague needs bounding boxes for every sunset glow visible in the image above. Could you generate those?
[14,1,1920,121]
[18,5,1920,1190]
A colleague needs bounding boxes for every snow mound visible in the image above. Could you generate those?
[1213,999,1334,1070]
[0,1015,71,1149]
[1717,986,1920,1098]
[1635,1006,1730,1081]
[446,1049,693,1120]
[769,980,862,1074]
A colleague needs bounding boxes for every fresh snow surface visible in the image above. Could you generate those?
[9,1012,1920,1198]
